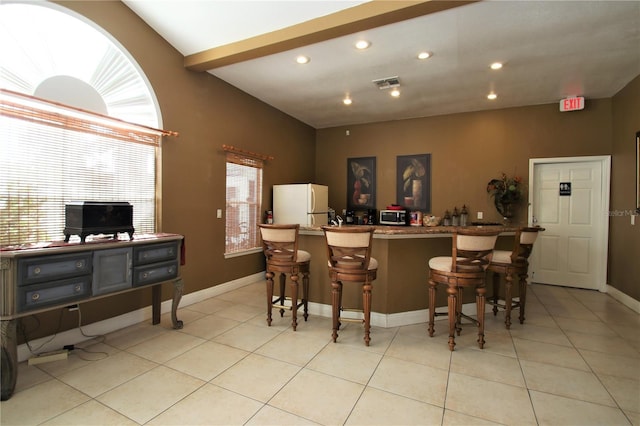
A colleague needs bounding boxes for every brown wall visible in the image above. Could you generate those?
[315,100,613,224]
[610,75,640,300]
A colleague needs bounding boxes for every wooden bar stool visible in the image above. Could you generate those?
[428,228,500,351]
[488,226,544,328]
[322,226,377,346]
[258,224,310,331]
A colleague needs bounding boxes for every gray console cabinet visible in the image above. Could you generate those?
[1,234,184,401]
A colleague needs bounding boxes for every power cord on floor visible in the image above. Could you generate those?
[20,304,110,361]
[19,309,65,356]
[67,305,109,361]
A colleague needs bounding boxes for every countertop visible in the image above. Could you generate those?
[300,224,523,239]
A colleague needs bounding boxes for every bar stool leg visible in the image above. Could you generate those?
[290,273,299,331]
[492,272,500,316]
[518,273,528,324]
[447,285,457,351]
[331,280,341,342]
[302,271,310,321]
[504,272,513,329]
[428,278,436,337]
[265,271,274,326]
[363,281,372,346]
[337,280,344,330]
[455,287,463,336]
[278,273,286,317]
[476,286,486,349]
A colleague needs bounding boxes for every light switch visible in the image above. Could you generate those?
[216,209,222,219]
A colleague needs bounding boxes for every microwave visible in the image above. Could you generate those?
[379,209,408,225]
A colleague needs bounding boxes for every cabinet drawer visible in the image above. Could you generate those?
[133,260,178,287]
[18,253,92,285]
[133,242,179,265]
[17,276,91,312]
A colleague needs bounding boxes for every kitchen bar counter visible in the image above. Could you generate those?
[296,224,521,323]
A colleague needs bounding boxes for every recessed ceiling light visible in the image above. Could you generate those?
[296,55,310,64]
[343,97,352,105]
[417,51,432,60]
[355,40,370,50]
[490,62,503,70]
[390,89,400,97]
[487,92,497,100]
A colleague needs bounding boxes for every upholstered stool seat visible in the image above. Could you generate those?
[428,228,500,351]
[429,256,465,271]
[322,226,377,346]
[488,226,544,328]
[258,224,310,331]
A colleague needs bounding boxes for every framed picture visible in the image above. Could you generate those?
[397,154,431,211]
[347,157,376,210]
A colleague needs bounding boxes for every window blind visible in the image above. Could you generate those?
[225,152,263,254]
[0,90,165,246]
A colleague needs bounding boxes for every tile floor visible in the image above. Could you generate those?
[2,282,639,425]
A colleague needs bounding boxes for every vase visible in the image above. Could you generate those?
[502,202,514,218]
[495,201,515,220]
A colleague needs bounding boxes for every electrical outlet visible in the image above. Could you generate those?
[216,209,222,219]
[477,211,483,220]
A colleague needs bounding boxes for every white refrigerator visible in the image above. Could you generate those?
[273,183,328,226]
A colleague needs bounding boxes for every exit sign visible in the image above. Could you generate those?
[559,96,585,112]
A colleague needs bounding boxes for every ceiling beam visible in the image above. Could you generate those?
[184,0,477,72]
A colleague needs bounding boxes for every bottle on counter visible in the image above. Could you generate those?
[443,210,452,226]
[266,210,273,224]
[460,205,468,226]
[452,207,460,226]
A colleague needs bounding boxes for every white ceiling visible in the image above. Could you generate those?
[124,0,640,129]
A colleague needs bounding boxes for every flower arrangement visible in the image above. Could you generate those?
[486,172,525,217]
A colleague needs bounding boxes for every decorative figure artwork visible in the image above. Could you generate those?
[397,154,431,212]
[347,157,376,211]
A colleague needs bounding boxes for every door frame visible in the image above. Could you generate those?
[528,155,611,292]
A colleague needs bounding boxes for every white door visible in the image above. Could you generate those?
[528,156,610,291]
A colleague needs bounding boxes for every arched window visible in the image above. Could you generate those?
[0,2,164,246]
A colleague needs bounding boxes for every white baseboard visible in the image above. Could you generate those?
[606,285,640,314]
[16,272,264,362]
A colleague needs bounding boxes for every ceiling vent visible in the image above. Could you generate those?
[372,76,400,90]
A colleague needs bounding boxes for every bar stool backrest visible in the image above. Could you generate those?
[259,224,300,265]
[452,229,500,272]
[509,227,543,264]
[323,226,374,272]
